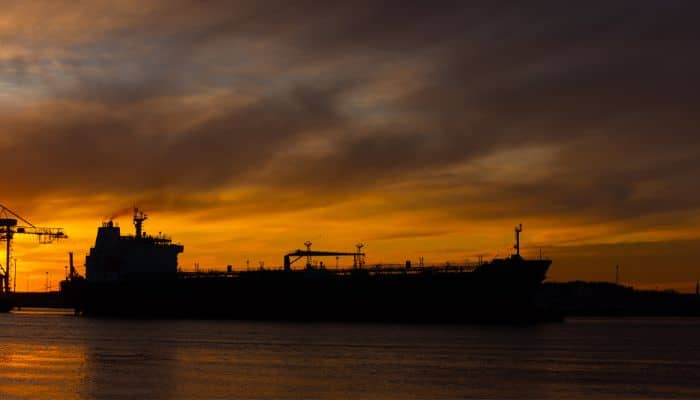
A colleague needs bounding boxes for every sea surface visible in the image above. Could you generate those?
[0,310,699,399]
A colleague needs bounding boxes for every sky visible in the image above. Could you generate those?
[1,1,699,292]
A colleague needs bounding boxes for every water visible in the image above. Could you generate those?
[1,310,699,399]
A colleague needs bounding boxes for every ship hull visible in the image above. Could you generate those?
[65,259,555,323]
[0,295,12,313]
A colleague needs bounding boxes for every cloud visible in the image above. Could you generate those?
[1,1,700,288]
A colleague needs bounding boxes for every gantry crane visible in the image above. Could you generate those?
[0,204,67,294]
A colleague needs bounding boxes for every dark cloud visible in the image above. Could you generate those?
[1,0,699,228]
[0,84,345,196]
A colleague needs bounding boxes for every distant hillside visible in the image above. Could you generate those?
[537,281,700,317]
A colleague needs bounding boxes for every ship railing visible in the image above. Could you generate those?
[121,234,177,245]
[351,263,478,275]
[178,270,242,279]
[175,263,480,279]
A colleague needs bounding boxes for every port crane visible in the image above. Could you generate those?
[0,204,67,294]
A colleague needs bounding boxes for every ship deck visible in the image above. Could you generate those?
[176,264,481,279]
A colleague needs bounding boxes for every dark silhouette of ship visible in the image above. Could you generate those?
[61,209,553,322]
[0,296,11,312]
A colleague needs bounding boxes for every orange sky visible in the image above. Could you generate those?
[1,1,699,291]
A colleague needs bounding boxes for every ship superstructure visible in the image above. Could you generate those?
[85,209,183,283]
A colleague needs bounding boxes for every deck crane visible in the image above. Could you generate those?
[283,242,365,271]
[0,204,67,294]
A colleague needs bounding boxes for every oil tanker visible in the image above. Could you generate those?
[61,209,554,322]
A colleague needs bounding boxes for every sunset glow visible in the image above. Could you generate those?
[1,1,698,291]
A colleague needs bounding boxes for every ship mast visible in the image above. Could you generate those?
[133,208,147,238]
[514,224,522,257]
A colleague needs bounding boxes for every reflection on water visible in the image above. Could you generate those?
[0,343,85,399]
[1,310,700,399]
